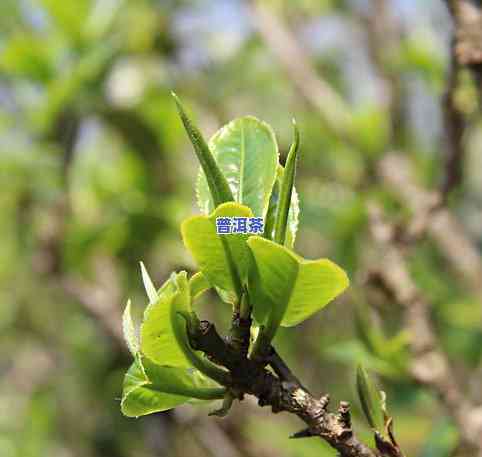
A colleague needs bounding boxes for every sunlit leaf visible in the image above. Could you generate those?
[121,354,185,417]
[122,299,139,356]
[169,272,229,384]
[247,236,348,346]
[181,202,253,300]
[140,276,187,367]
[264,166,299,248]
[140,261,158,303]
[274,120,300,245]
[141,271,229,384]
[197,116,278,218]
[189,271,211,300]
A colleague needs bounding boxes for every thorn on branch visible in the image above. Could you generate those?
[319,394,330,410]
[290,428,315,439]
[337,401,352,431]
[228,309,252,358]
[374,431,404,457]
[209,391,235,417]
[177,302,380,456]
[268,347,307,388]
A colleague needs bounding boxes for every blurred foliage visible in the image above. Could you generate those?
[1,1,481,457]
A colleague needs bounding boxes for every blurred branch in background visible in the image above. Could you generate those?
[248,0,354,140]
[358,0,405,148]
[61,257,124,347]
[363,3,482,455]
[448,0,482,72]
[442,0,482,198]
[367,204,482,456]
[378,154,482,299]
[441,43,466,200]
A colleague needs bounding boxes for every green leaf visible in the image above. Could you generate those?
[189,271,211,300]
[181,202,253,301]
[247,236,348,345]
[142,357,224,401]
[264,166,300,248]
[197,116,278,218]
[169,272,229,384]
[141,271,229,384]
[274,120,300,245]
[140,261,158,304]
[121,355,187,417]
[172,93,234,208]
[122,300,139,356]
[121,354,225,417]
[263,176,280,242]
[356,365,384,431]
[140,277,186,367]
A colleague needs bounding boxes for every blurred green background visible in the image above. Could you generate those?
[1,0,481,456]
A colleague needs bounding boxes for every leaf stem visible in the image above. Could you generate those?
[250,309,283,361]
[229,290,252,358]
[174,311,231,386]
[219,235,244,300]
[239,290,251,320]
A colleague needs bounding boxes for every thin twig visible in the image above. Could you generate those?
[441,0,482,201]
[441,45,466,200]
[186,320,379,457]
[248,0,353,140]
[378,154,482,299]
[358,0,405,147]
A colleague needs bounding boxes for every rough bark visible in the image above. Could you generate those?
[185,318,381,457]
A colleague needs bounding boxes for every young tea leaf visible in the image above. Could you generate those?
[263,174,280,242]
[121,354,187,417]
[197,116,278,217]
[181,202,253,301]
[140,277,187,367]
[140,261,158,304]
[248,236,349,327]
[141,272,229,384]
[169,272,230,384]
[356,365,384,431]
[172,93,234,208]
[142,355,225,402]
[274,120,300,245]
[121,354,225,417]
[122,299,139,356]
[189,271,211,300]
[264,165,300,248]
[248,236,348,354]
